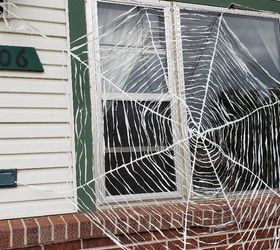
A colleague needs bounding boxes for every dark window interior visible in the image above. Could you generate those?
[0,0,3,15]
[104,101,176,196]
[104,101,173,148]
[105,151,176,195]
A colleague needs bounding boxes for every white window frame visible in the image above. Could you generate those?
[87,0,187,206]
[86,0,280,206]
[174,2,280,199]
[175,2,280,20]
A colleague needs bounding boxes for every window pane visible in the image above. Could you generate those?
[98,2,168,93]
[180,11,280,194]
[104,101,173,148]
[105,151,176,195]
[224,15,280,80]
[100,50,168,93]
[98,2,166,48]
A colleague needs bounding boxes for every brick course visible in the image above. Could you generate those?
[0,195,280,249]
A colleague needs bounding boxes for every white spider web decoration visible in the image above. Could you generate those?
[2,1,280,249]
[75,3,280,248]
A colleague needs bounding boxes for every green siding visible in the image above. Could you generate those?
[68,0,95,212]
[172,0,280,13]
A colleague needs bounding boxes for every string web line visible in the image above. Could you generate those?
[182,10,225,249]
[1,2,280,249]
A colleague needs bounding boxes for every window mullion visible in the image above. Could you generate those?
[90,0,107,205]
[169,4,192,198]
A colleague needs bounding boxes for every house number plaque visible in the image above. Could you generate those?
[0,45,44,72]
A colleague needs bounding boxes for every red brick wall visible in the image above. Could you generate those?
[0,195,280,249]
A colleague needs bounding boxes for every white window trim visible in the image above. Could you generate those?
[174,2,280,199]
[88,0,186,206]
[175,2,280,21]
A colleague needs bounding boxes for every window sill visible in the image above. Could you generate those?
[99,191,182,205]
[0,194,279,249]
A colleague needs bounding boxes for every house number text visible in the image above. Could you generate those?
[0,45,44,72]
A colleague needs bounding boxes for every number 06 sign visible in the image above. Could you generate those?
[0,45,44,72]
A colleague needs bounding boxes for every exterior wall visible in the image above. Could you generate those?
[0,0,76,219]
[0,0,280,249]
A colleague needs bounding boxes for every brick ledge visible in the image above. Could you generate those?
[0,194,279,249]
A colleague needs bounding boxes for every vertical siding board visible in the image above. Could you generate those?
[68,0,95,212]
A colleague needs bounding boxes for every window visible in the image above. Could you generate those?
[92,0,280,203]
[180,9,280,195]
[94,1,179,203]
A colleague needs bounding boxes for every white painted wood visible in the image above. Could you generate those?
[0,138,71,155]
[0,153,72,170]
[0,78,69,94]
[0,108,70,123]
[0,21,67,37]
[0,0,76,218]
[18,168,72,185]
[0,93,69,108]
[0,183,74,203]
[9,5,66,23]
[64,0,78,212]
[0,33,67,51]
[38,50,68,65]
[12,0,65,10]
[0,124,71,138]
[0,199,76,220]
[0,65,68,80]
